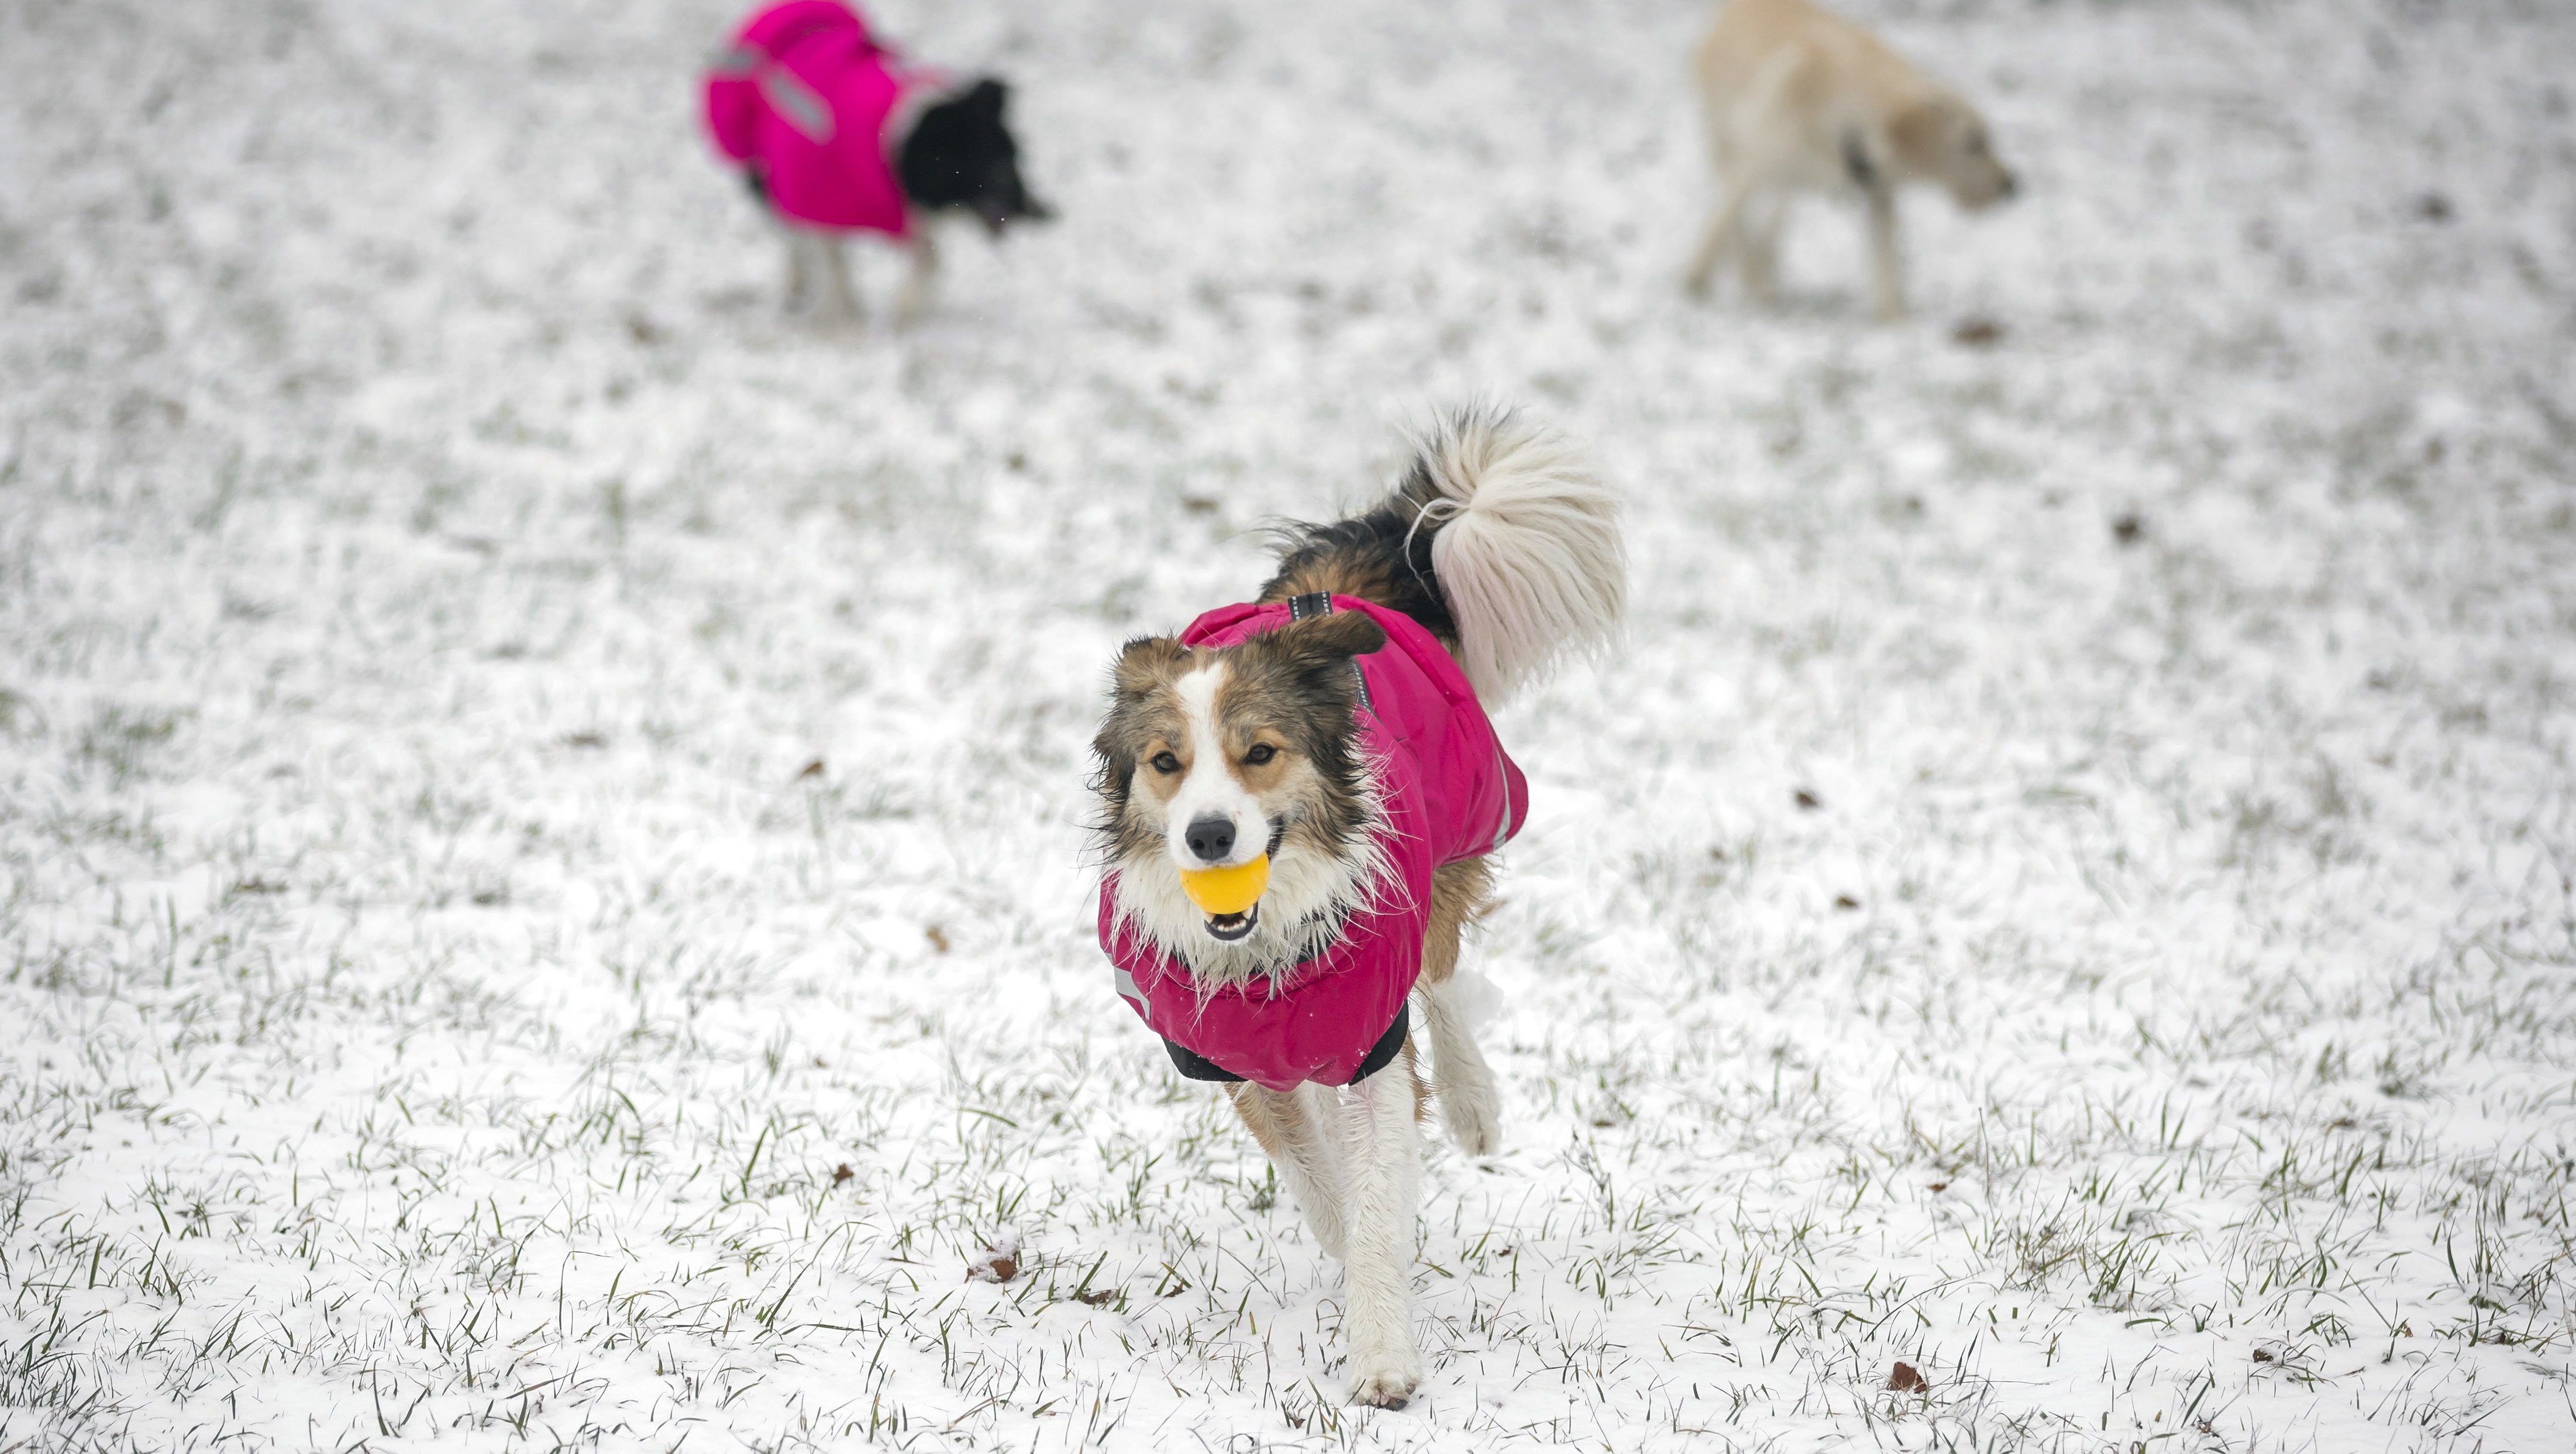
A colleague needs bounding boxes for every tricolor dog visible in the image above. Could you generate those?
[703,0,1049,323]
[1090,408,1624,1406]
[1684,0,2016,321]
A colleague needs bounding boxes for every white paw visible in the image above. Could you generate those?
[1348,1346,1422,1409]
[1440,1081,1501,1157]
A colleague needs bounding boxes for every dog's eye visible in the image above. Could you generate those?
[1244,743,1278,766]
[1149,751,1181,774]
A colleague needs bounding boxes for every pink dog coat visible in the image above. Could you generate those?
[1100,594,1530,1092]
[704,1,934,237]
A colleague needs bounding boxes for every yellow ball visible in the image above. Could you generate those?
[1179,855,1270,915]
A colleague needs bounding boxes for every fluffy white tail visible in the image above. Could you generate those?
[1409,408,1626,705]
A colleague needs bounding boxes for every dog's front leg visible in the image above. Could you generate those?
[1337,1054,1423,1408]
[894,229,939,326]
[1228,1082,1348,1259]
[1864,184,1906,322]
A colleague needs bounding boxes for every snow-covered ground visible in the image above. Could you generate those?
[5,0,2574,1447]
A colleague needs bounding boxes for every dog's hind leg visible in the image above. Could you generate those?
[819,235,862,323]
[1336,1051,1424,1407]
[782,228,816,315]
[895,229,939,327]
[1418,860,1500,1156]
[1682,174,1752,300]
[782,228,861,321]
[1864,184,1905,322]
[1418,981,1499,1157]
[1740,190,1785,304]
[1229,1082,1347,1259]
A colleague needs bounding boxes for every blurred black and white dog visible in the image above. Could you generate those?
[705,0,1049,322]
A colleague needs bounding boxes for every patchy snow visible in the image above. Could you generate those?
[4,0,2574,1449]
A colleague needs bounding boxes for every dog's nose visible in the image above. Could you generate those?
[1184,815,1237,864]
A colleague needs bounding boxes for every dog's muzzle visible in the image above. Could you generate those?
[1203,903,1259,941]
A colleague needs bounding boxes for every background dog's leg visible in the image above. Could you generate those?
[1336,1055,1423,1408]
[1865,185,1905,322]
[1228,1083,1346,1259]
[1741,191,1784,305]
[782,229,815,315]
[1682,176,1751,299]
[820,236,861,324]
[895,230,939,326]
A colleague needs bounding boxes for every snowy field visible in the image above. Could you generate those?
[5,0,2575,1448]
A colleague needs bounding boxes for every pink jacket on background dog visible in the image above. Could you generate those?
[704,0,938,237]
[1101,596,1530,1092]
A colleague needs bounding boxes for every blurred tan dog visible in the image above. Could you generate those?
[1683,0,2015,321]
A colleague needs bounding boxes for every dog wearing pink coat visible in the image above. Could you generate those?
[705,1,1048,322]
[1090,408,1624,1406]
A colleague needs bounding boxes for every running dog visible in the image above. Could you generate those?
[1090,408,1624,1406]
[704,0,1049,323]
[1684,0,2016,321]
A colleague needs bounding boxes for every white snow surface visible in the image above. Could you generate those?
[5,0,2575,1449]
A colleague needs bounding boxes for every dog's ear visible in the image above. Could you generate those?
[1886,97,1952,175]
[965,77,1007,119]
[1110,635,1189,699]
[1097,636,1186,794]
[1277,610,1387,671]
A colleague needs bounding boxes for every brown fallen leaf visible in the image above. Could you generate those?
[1950,316,2005,348]
[1181,494,1221,516]
[1888,1360,1929,1393]
[795,758,825,781]
[1076,1287,1118,1307]
[967,1236,1021,1284]
[925,925,951,954]
[2111,513,2145,547]
[831,1163,855,1186]
[1794,788,1822,811]
[1834,894,1861,912]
